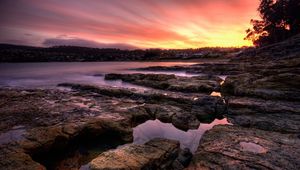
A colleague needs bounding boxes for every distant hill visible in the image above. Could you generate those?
[0,44,145,62]
[0,44,240,62]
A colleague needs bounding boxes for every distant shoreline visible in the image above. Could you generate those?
[0,58,230,63]
[0,43,241,62]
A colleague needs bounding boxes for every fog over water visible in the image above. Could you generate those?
[0,62,199,88]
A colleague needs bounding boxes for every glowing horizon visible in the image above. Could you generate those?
[0,0,259,49]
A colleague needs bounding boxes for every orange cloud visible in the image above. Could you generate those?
[0,0,260,49]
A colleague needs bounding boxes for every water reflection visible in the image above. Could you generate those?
[218,75,227,81]
[133,118,230,153]
[210,91,221,97]
[0,128,26,145]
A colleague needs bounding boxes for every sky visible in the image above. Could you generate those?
[0,0,259,49]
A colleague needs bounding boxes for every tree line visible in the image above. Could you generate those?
[245,0,300,46]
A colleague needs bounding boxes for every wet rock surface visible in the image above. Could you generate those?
[187,36,300,169]
[234,34,300,60]
[0,88,136,170]
[226,96,300,133]
[135,62,243,76]
[58,83,226,130]
[187,125,300,170]
[88,138,190,170]
[222,72,300,101]
[1,36,300,169]
[0,82,225,169]
[105,73,222,93]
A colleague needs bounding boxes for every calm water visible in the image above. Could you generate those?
[0,62,198,88]
[133,118,230,153]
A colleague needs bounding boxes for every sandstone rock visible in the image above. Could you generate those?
[188,125,300,170]
[0,88,139,170]
[226,96,300,133]
[88,138,181,170]
[105,73,222,93]
[222,73,300,101]
[234,33,300,60]
[135,63,243,76]
[0,147,45,170]
[58,84,226,129]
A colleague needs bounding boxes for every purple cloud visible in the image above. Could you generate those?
[43,37,138,49]
[0,0,259,48]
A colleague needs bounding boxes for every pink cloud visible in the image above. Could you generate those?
[0,0,259,48]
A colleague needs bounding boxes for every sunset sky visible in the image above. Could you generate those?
[0,0,259,49]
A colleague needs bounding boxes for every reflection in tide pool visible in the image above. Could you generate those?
[210,91,221,97]
[0,128,26,145]
[133,118,230,153]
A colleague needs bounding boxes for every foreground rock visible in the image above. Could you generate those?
[88,138,191,170]
[59,83,226,129]
[234,34,300,61]
[222,72,300,101]
[218,55,300,133]
[105,73,223,93]
[0,84,226,169]
[0,88,139,169]
[188,125,300,170]
[135,62,243,76]
[226,96,300,133]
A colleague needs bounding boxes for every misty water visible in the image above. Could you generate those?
[0,62,199,88]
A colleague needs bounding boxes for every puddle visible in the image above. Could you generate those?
[0,129,26,145]
[218,75,227,81]
[133,118,230,153]
[239,142,267,153]
[210,91,221,97]
[218,75,227,85]
[56,86,73,92]
[210,75,227,100]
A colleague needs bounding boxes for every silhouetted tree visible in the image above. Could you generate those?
[245,0,300,46]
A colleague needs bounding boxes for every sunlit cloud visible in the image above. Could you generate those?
[0,0,259,49]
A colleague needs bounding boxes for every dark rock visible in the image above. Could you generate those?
[191,96,226,123]
[176,148,193,167]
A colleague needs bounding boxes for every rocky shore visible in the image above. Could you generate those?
[0,35,300,169]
